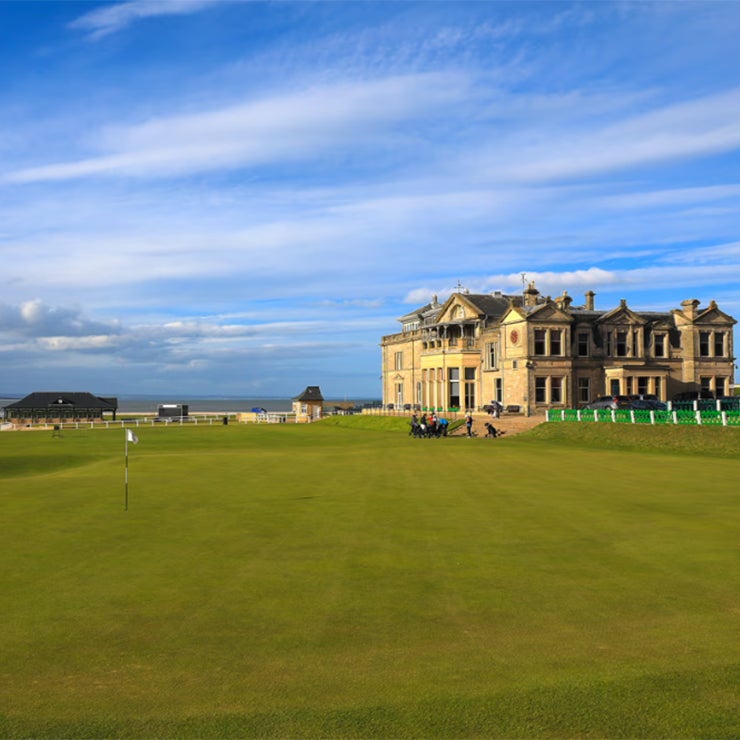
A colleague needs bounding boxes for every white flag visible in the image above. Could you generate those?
[126,429,139,444]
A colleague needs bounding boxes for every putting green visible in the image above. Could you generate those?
[1,421,738,737]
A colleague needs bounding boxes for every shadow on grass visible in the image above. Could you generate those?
[2,664,736,738]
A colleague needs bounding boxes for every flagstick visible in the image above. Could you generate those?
[124,430,129,511]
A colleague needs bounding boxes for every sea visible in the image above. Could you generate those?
[0,396,381,414]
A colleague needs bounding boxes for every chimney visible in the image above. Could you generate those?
[524,281,540,307]
[555,290,572,310]
[680,299,700,319]
[585,291,595,310]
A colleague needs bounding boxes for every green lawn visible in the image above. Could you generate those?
[1,420,738,738]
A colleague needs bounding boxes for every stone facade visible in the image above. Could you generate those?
[380,284,736,414]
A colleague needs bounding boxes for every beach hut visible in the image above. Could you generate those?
[292,386,324,422]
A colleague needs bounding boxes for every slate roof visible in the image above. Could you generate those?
[294,386,324,402]
[5,392,118,410]
[461,293,516,320]
[400,291,697,328]
[401,292,517,326]
[398,302,434,321]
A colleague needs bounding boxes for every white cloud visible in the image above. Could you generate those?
[403,288,443,306]
[0,299,121,338]
[487,268,621,293]
[596,184,740,210]
[6,74,465,183]
[38,335,120,351]
[487,88,740,183]
[402,263,740,310]
[660,240,740,265]
[68,0,223,39]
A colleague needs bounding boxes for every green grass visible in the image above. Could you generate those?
[1,420,738,738]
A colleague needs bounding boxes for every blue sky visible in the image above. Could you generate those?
[2,1,739,398]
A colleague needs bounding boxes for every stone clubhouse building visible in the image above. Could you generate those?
[380,283,736,415]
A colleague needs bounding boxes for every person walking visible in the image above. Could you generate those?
[465,412,473,437]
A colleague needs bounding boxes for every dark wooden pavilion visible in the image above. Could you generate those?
[4,392,118,424]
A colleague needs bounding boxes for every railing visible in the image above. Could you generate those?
[547,408,740,427]
[362,406,463,419]
[0,413,282,432]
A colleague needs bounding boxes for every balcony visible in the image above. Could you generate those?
[421,337,478,355]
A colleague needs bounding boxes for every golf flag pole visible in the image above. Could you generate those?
[124,428,139,511]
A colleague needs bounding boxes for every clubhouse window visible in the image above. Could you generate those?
[551,377,562,404]
[448,368,460,408]
[576,332,590,357]
[699,332,711,357]
[577,377,590,404]
[535,377,547,403]
[633,330,643,358]
[654,333,666,358]
[464,368,476,409]
[485,341,498,370]
[495,378,503,403]
[534,328,563,357]
[535,376,564,405]
[534,329,547,356]
[550,330,562,356]
[616,331,628,357]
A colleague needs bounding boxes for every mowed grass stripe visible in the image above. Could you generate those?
[1,421,738,737]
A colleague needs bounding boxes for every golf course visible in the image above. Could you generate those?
[1,417,738,738]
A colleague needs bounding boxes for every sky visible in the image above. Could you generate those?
[2,0,740,399]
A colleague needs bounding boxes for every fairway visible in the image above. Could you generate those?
[1,420,738,738]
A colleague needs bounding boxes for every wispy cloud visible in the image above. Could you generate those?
[68,0,225,40]
[596,184,740,210]
[6,74,464,183]
[466,88,740,185]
